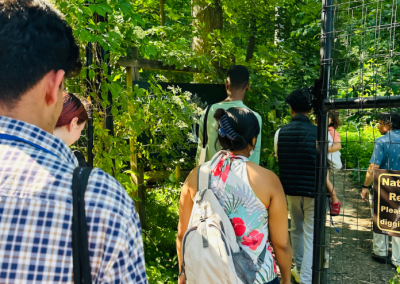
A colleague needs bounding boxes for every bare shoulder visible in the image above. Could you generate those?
[184,166,199,198]
[246,161,283,193]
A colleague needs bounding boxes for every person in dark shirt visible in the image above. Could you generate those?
[54,93,90,166]
[274,89,316,284]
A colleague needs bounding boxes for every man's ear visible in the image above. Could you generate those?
[246,83,251,91]
[225,80,229,91]
[45,70,65,106]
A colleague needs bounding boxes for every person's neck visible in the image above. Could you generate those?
[224,91,245,102]
[229,149,250,158]
[53,127,71,146]
[292,113,309,118]
[0,101,54,133]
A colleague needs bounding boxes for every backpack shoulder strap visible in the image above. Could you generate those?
[202,104,213,148]
[72,167,93,284]
[197,164,211,192]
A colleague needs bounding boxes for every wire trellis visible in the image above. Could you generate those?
[320,0,400,283]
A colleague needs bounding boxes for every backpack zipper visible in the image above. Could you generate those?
[181,226,198,269]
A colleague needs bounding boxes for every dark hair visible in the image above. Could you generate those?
[379,112,400,130]
[214,107,260,151]
[56,93,89,127]
[0,0,81,107]
[328,110,342,129]
[285,89,312,113]
[226,65,250,90]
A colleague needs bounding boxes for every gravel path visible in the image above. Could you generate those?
[325,170,397,283]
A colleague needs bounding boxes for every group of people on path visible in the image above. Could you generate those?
[1,0,399,284]
[178,62,400,284]
[177,65,344,284]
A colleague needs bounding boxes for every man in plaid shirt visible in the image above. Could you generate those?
[0,0,147,283]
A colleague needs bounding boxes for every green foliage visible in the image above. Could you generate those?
[339,115,381,184]
[53,0,361,281]
[390,266,400,284]
[144,183,180,283]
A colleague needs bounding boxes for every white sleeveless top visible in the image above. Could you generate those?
[207,151,277,283]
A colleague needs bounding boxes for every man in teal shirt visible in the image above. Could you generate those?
[196,65,262,165]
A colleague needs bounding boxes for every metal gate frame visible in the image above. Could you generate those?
[313,1,400,283]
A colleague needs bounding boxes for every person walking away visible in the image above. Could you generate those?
[54,93,90,166]
[274,89,316,284]
[0,1,147,282]
[326,110,343,216]
[178,107,292,284]
[196,65,262,165]
[360,112,400,268]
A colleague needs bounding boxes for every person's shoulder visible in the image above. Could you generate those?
[211,101,234,110]
[309,122,317,132]
[246,161,282,192]
[241,104,260,116]
[253,110,262,120]
[184,165,200,196]
[246,161,278,181]
[86,168,136,216]
[375,135,388,143]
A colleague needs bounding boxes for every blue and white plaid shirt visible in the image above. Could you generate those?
[0,116,147,283]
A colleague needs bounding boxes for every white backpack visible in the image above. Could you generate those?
[180,164,267,284]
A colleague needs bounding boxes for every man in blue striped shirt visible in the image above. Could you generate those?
[0,0,147,282]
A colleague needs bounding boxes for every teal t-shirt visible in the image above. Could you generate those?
[196,101,262,165]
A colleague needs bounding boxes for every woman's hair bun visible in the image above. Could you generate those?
[212,107,260,153]
[232,134,247,151]
[214,108,227,121]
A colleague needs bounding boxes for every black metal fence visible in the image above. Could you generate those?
[313,0,400,283]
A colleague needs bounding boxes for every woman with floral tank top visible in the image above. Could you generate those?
[177,107,292,284]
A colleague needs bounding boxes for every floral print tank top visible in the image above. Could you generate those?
[207,151,277,283]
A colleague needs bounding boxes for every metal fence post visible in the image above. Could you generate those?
[312,0,333,283]
[86,42,94,166]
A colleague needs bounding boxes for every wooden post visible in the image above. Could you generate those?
[175,165,181,181]
[138,166,145,229]
[126,47,145,228]
[126,66,140,213]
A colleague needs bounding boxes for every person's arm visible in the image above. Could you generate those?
[101,204,148,283]
[247,163,292,284]
[327,132,341,153]
[274,128,281,159]
[361,140,384,201]
[176,167,198,284]
[360,163,380,201]
[328,142,342,153]
[267,174,292,284]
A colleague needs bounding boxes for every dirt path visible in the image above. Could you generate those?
[325,170,397,283]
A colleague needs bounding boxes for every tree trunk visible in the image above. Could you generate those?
[160,0,165,26]
[191,0,223,55]
[246,35,256,62]
[246,19,257,62]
